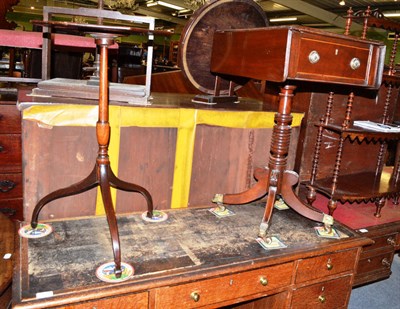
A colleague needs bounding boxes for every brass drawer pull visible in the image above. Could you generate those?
[326,258,333,270]
[382,258,391,268]
[318,295,326,303]
[387,237,396,246]
[350,57,361,70]
[259,276,268,286]
[0,180,16,193]
[308,50,320,64]
[0,145,4,152]
[190,291,200,302]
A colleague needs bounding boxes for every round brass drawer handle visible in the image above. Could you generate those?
[350,57,361,70]
[259,276,268,286]
[308,50,320,64]
[318,295,326,303]
[387,237,396,246]
[382,258,391,268]
[326,262,333,271]
[190,291,200,302]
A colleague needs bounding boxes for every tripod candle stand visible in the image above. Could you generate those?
[30,32,153,278]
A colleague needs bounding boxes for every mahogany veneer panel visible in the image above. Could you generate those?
[23,122,98,220]
[117,127,177,212]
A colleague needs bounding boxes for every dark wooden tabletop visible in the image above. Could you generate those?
[14,203,370,308]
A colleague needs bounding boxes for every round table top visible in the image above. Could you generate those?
[178,0,268,95]
[31,20,172,37]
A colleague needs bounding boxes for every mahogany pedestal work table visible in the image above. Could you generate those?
[24,22,168,278]
[210,25,385,238]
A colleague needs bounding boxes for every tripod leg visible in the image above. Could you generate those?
[281,170,333,227]
[31,165,98,228]
[213,167,270,205]
[99,164,122,278]
[108,166,153,217]
[259,185,277,238]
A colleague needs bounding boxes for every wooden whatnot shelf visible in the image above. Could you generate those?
[308,169,400,202]
[305,7,400,218]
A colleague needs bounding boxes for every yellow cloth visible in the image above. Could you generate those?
[24,104,303,214]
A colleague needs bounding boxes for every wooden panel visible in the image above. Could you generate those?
[116,127,177,212]
[23,121,98,220]
[295,249,357,283]
[189,125,299,207]
[228,291,289,309]
[0,105,21,133]
[60,292,148,309]
[153,263,294,308]
[294,87,391,182]
[0,134,21,173]
[291,275,352,309]
[189,126,272,206]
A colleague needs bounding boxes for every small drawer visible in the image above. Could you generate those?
[292,34,375,86]
[0,134,22,171]
[0,105,21,133]
[357,252,393,275]
[296,249,357,283]
[0,173,22,199]
[153,262,294,308]
[0,198,23,220]
[291,275,352,309]
[59,292,148,309]
[362,234,398,252]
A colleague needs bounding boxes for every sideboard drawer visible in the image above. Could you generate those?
[296,249,357,283]
[292,33,378,86]
[291,275,352,309]
[153,262,294,308]
[357,251,393,275]
[362,233,398,252]
[0,173,22,199]
[60,292,148,309]
[0,105,21,133]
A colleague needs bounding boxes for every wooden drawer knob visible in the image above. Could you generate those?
[190,291,200,302]
[259,276,268,286]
